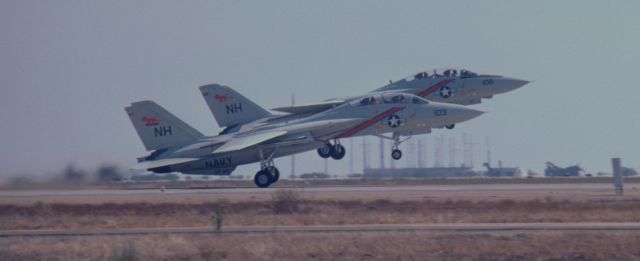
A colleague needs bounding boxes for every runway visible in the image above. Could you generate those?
[1,183,638,204]
[2,223,640,237]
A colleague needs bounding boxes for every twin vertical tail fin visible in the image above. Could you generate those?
[199,84,271,128]
[125,101,203,151]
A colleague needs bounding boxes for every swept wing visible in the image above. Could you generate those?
[271,100,344,114]
[213,130,288,154]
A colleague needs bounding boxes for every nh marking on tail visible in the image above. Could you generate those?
[226,103,243,114]
[154,126,173,137]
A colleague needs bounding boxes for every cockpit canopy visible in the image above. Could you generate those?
[406,68,478,81]
[350,93,428,107]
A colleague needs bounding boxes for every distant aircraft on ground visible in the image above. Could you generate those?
[125,85,483,187]
[272,68,528,129]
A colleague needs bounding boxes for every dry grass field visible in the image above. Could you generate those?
[2,232,640,260]
[1,190,640,230]
[2,186,640,260]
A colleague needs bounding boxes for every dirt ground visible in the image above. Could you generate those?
[2,183,640,260]
[2,191,640,230]
[2,232,640,260]
[2,183,639,204]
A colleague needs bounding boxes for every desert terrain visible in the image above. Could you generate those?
[1,179,640,260]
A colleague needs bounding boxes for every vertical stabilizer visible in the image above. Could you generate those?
[125,101,203,151]
[199,84,271,128]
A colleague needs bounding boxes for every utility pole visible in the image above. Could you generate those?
[462,133,474,168]
[379,137,385,169]
[349,138,354,174]
[485,136,491,167]
[324,158,328,175]
[290,93,296,179]
[448,136,457,167]
[434,134,444,167]
[362,137,368,172]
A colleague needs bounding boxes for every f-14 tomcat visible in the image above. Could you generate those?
[126,85,483,187]
[272,68,528,129]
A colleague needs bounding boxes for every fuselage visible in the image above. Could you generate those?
[373,68,529,105]
[270,68,528,116]
[151,93,482,175]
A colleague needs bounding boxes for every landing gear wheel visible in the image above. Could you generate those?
[391,149,403,160]
[267,166,280,183]
[254,170,272,188]
[317,144,333,158]
[445,124,455,129]
[330,144,346,160]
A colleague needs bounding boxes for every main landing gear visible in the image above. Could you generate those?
[317,140,345,160]
[254,166,279,188]
[254,147,280,188]
[445,124,455,129]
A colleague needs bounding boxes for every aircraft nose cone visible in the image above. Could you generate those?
[455,107,485,122]
[494,77,530,94]
[430,103,485,125]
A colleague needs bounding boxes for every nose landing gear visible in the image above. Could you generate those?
[391,133,405,160]
[391,149,403,160]
[376,132,411,161]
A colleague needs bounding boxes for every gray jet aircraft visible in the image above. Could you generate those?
[272,68,528,129]
[126,85,483,187]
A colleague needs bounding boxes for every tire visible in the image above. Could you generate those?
[391,149,402,160]
[330,144,346,160]
[267,166,280,183]
[317,144,333,158]
[445,124,455,129]
[254,170,272,188]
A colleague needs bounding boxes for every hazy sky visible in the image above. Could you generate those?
[1,1,639,179]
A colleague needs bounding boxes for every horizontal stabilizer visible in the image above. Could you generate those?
[214,130,288,154]
[130,157,200,171]
[271,100,345,114]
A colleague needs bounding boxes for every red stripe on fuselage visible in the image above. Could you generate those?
[337,107,404,138]
[417,79,454,97]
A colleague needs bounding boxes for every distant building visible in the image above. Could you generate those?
[483,162,523,177]
[299,172,331,179]
[526,169,540,178]
[364,167,478,178]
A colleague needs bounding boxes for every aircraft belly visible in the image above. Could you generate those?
[170,140,324,175]
[270,141,325,158]
[344,124,398,137]
[182,167,236,176]
[171,157,242,174]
